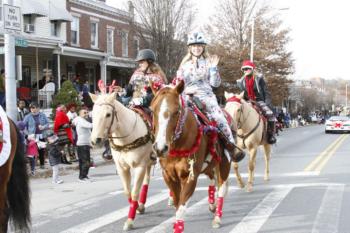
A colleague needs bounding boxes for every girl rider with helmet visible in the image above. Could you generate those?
[173,32,245,162]
[125,49,167,107]
[236,60,277,144]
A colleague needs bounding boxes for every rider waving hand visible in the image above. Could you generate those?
[173,32,245,162]
[236,60,277,144]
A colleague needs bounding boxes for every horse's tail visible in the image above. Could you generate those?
[7,122,31,232]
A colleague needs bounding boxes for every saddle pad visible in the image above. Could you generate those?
[0,106,11,167]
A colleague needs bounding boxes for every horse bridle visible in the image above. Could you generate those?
[96,102,138,139]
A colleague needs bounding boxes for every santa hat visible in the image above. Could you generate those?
[241,60,255,71]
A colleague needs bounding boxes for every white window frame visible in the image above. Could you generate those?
[107,27,114,55]
[90,21,99,48]
[121,31,128,57]
[133,37,140,57]
[71,16,80,45]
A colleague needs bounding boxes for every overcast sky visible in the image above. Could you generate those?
[106,0,350,80]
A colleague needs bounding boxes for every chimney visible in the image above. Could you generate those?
[128,1,134,21]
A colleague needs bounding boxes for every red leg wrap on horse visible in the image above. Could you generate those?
[128,200,139,220]
[208,185,216,204]
[173,220,184,233]
[128,197,132,204]
[169,191,173,197]
[216,197,224,217]
[139,184,149,204]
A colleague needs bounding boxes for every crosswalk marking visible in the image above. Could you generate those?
[61,191,170,233]
[229,187,292,233]
[311,184,345,233]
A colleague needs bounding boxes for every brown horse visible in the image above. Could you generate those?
[151,81,231,233]
[0,114,30,233]
[224,92,272,192]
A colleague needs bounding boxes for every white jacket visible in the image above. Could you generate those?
[72,116,92,146]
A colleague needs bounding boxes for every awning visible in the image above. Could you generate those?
[54,46,107,60]
[107,56,136,68]
[49,2,73,22]
[22,0,48,17]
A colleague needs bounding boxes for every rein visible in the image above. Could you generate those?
[96,102,153,152]
[227,96,261,147]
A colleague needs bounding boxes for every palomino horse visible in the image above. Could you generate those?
[151,81,231,233]
[0,109,30,233]
[90,81,154,231]
[224,92,272,192]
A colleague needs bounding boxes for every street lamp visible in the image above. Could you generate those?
[250,7,289,62]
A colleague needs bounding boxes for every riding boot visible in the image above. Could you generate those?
[219,133,245,162]
[267,121,277,144]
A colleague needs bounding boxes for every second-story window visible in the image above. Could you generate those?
[71,16,79,45]
[107,28,114,55]
[121,31,128,57]
[91,22,98,48]
[51,21,60,37]
[133,38,139,58]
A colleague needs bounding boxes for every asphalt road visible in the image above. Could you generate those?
[26,124,350,233]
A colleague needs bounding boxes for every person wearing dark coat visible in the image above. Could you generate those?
[236,60,276,144]
[46,131,64,184]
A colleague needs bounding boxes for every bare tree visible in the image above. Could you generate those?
[131,0,195,80]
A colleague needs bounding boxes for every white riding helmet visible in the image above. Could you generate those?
[187,32,207,46]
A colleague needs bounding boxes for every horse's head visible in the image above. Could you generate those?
[90,92,118,147]
[224,91,245,130]
[150,81,185,156]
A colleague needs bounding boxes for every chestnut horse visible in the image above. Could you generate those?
[0,110,30,233]
[224,92,272,192]
[151,81,231,233]
[90,81,154,231]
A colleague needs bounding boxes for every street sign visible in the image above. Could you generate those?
[3,4,21,32]
[15,38,28,47]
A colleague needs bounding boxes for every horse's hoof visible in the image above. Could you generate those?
[212,216,221,229]
[209,203,216,213]
[238,182,245,189]
[137,204,145,214]
[168,197,174,206]
[123,219,134,231]
[264,176,270,182]
[246,184,253,192]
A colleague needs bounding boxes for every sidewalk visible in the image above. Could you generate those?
[31,147,114,179]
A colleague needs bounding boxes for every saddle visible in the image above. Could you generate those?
[247,101,268,142]
[130,106,153,134]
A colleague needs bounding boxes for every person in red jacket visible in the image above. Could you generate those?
[54,104,75,163]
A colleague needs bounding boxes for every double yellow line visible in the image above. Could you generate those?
[304,134,349,172]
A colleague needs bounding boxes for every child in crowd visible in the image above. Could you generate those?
[26,134,38,176]
[46,131,64,184]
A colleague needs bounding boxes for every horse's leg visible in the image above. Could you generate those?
[208,178,216,213]
[173,177,198,233]
[123,166,146,231]
[232,162,245,188]
[246,147,257,192]
[263,144,272,181]
[115,162,132,202]
[212,155,230,229]
[137,164,152,214]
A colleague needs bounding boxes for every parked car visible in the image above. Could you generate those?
[325,116,350,133]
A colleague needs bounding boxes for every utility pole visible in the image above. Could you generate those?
[3,0,19,121]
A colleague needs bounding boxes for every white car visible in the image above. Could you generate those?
[325,116,350,133]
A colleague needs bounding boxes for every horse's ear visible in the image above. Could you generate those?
[149,80,157,95]
[175,80,184,94]
[89,93,98,103]
[224,91,234,100]
[239,91,244,99]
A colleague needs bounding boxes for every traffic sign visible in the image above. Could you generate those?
[3,4,21,32]
[15,38,28,47]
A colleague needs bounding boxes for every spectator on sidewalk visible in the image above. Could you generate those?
[26,134,39,176]
[17,99,29,121]
[54,104,75,164]
[46,131,64,184]
[0,69,5,109]
[73,108,93,182]
[23,102,50,169]
[66,104,78,160]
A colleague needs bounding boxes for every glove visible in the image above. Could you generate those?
[130,98,143,106]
